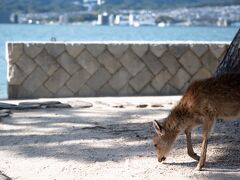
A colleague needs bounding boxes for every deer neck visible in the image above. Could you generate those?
[163,127,179,145]
[163,105,192,134]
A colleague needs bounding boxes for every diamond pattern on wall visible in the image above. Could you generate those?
[119,84,135,96]
[24,44,44,58]
[33,85,53,98]
[86,67,111,91]
[97,83,117,96]
[179,50,201,75]
[44,68,70,93]
[160,83,179,95]
[129,67,153,92]
[201,50,219,74]
[141,51,163,75]
[56,86,74,97]
[22,67,48,93]
[7,42,228,99]
[191,67,212,81]
[119,49,145,76]
[140,85,156,96]
[98,51,121,74]
[107,44,129,58]
[209,44,227,59]
[150,44,167,57]
[86,44,106,57]
[66,69,91,93]
[16,54,36,75]
[78,85,95,97]
[169,44,189,58]
[76,49,100,75]
[34,50,60,76]
[66,44,85,58]
[169,68,191,90]
[8,65,28,85]
[131,44,148,58]
[108,67,132,92]
[151,69,171,91]
[45,43,65,58]
[8,43,23,63]
[190,44,208,58]
[58,52,80,75]
[159,52,180,75]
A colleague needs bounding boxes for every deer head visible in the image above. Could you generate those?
[152,120,177,162]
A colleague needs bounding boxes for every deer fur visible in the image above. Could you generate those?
[153,73,240,171]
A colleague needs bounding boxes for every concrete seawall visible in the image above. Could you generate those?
[6,42,229,99]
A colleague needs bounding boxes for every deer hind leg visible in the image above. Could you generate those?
[196,118,215,171]
[185,128,200,161]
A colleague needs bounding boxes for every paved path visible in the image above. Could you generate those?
[0,97,239,180]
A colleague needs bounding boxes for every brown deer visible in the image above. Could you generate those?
[152,73,240,171]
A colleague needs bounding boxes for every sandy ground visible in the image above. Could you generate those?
[0,96,239,180]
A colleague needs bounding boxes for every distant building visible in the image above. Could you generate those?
[83,0,104,11]
[97,0,104,5]
[114,15,120,25]
[84,0,104,5]
[59,14,69,24]
[217,18,228,27]
[10,13,19,24]
[129,14,134,26]
[114,14,129,26]
[97,12,109,25]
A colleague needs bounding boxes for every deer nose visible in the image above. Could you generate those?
[158,157,166,162]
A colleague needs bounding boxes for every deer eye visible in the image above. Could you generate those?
[154,144,157,147]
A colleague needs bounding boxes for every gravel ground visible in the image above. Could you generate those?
[0,96,239,180]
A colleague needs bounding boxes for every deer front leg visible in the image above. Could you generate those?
[196,119,215,171]
[185,128,200,161]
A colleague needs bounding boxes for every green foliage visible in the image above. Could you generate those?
[102,0,240,10]
[0,0,86,13]
[155,16,179,24]
[69,14,97,22]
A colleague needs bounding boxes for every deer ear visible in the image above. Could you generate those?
[153,120,165,136]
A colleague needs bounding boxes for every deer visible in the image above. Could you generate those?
[152,73,240,171]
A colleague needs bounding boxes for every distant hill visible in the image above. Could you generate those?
[102,0,240,10]
[0,0,240,14]
[0,0,86,14]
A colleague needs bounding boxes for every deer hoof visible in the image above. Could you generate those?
[195,163,204,171]
[189,153,200,161]
[194,153,200,161]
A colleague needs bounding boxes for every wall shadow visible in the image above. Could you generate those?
[0,107,161,163]
[0,106,239,176]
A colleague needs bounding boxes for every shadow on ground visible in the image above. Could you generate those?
[0,106,239,174]
[0,107,161,162]
[0,171,11,180]
[164,119,240,174]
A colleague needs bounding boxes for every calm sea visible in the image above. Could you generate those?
[0,24,239,99]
